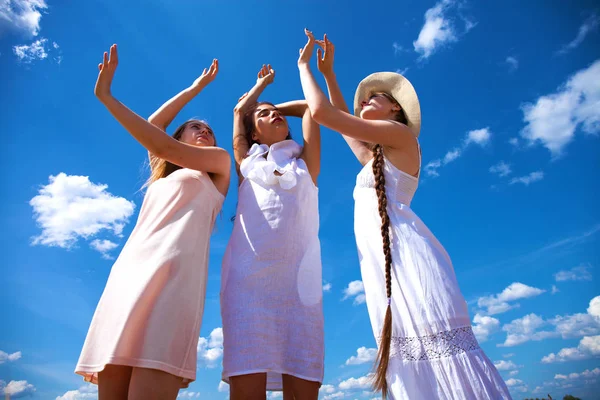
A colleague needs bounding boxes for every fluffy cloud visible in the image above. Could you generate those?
[177,391,200,398]
[520,59,600,157]
[0,0,47,37]
[197,327,223,367]
[218,381,229,392]
[477,282,545,315]
[345,347,377,365]
[505,56,518,72]
[542,335,600,363]
[55,384,98,400]
[339,374,373,390]
[342,280,366,305]
[413,0,474,59]
[0,380,36,397]
[501,296,600,347]
[472,313,500,342]
[30,173,135,255]
[494,360,519,371]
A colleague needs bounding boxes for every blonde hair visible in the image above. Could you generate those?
[143,119,213,189]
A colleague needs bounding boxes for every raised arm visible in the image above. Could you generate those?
[148,59,218,130]
[298,32,415,159]
[315,34,372,165]
[232,65,275,169]
[95,45,230,177]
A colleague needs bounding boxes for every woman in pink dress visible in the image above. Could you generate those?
[75,44,230,400]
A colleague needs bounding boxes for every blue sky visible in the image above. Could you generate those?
[1,0,599,399]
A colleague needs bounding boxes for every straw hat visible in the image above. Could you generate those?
[353,71,421,137]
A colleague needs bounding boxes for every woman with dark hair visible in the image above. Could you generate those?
[75,45,230,400]
[220,60,323,399]
[298,30,511,400]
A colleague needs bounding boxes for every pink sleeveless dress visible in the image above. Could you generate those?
[75,168,224,388]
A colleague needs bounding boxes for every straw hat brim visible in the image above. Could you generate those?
[353,72,421,137]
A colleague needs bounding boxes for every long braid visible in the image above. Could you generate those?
[371,144,394,399]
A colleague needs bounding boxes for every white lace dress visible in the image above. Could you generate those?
[221,140,324,390]
[354,150,512,399]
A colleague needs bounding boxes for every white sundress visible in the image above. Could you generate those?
[353,147,512,400]
[220,140,324,391]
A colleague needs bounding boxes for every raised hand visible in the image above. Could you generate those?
[257,64,275,86]
[298,28,316,66]
[95,44,118,101]
[316,34,335,77]
[193,59,219,89]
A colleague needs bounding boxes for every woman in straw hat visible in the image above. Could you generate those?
[298,30,511,399]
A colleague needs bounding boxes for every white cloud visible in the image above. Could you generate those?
[30,173,135,250]
[542,335,600,363]
[55,384,98,400]
[0,0,47,37]
[472,313,500,342]
[551,285,559,295]
[177,391,200,398]
[557,13,599,55]
[323,392,345,400]
[554,264,593,282]
[489,161,512,177]
[500,313,556,347]
[413,0,460,59]
[197,327,223,367]
[520,59,600,157]
[323,282,332,292]
[345,347,377,365]
[343,280,366,305]
[509,370,519,376]
[505,378,523,387]
[555,367,600,382]
[392,42,404,55]
[509,171,544,186]
[319,384,336,394]
[494,360,519,371]
[0,350,21,364]
[503,353,514,358]
[425,128,492,177]
[90,239,119,259]
[501,296,600,347]
[267,392,282,399]
[505,56,518,72]
[477,282,545,315]
[13,36,48,62]
[339,374,373,390]
[0,380,36,397]
[395,67,410,75]
[218,381,229,392]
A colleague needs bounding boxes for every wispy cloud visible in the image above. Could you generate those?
[0,350,21,364]
[520,59,600,157]
[505,56,519,72]
[89,239,119,260]
[554,264,593,282]
[557,13,600,55]
[56,384,97,400]
[489,161,512,177]
[29,173,135,251]
[509,171,544,186]
[425,128,491,177]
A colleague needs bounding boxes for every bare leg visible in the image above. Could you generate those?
[128,367,182,400]
[98,364,132,400]
[230,373,268,400]
[282,374,320,400]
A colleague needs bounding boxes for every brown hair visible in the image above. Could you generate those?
[144,119,213,188]
[242,102,291,146]
[370,91,407,398]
